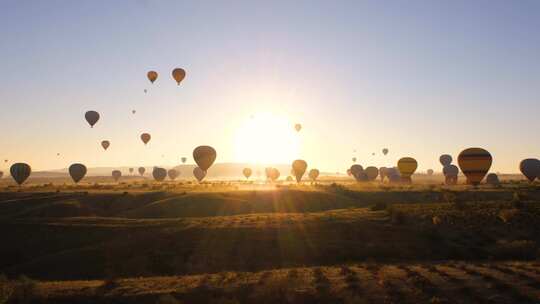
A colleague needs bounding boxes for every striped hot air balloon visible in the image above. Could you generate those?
[457,147,492,186]
[397,157,417,183]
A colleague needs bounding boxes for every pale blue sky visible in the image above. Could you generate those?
[0,0,539,173]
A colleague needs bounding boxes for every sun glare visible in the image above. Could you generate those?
[234,113,300,165]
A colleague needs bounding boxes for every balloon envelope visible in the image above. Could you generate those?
[138,167,146,176]
[147,71,158,83]
[458,147,492,185]
[443,164,459,177]
[10,163,31,185]
[427,169,434,176]
[243,168,252,179]
[268,168,280,181]
[112,170,122,182]
[519,158,540,182]
[85,111,100,128]
[352,157,357,162]
[294,124,302,132]
[364,166,379,181]
[181,157,187,164]
[140,133,151,145]
[69,163,87,183]
[397,157,418,178]
[486,173,500,186]
[292,160,307,182]
[193,146,217,171]
[168,169,179,180]
[193,167,206,182]
[439,154,452,167]
[152,167,167,182]
[101,140,110,150]
[308,169,320,181]
[382,148,389,155]
[172,68,186,85]
[350,164,365,181]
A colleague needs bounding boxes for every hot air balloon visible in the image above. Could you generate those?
[147,71,158,84]
[168,169,179,180]
[352,157,357,162]
[364,166,379,181]
[144,89,147,94]
[112,170,122,182]
[457,147,492,186]
[101,140,110,150]
[152,167,167,182]
[387,167,401,183]
[397,157,418,183]
[138,167,146,176]
[486,173,500,186]
[132,110,136,114]
[379,167,388,182]
[294,124,302,132]
[129,168,134,174]
[243,168,252,179]
[172,68,186,85]
[268,168,280,182]
[346,169,352,176]
[372,153,375,156]
[181,157,187,164]
[140,133,151,145]
[519,158,540,182]
[4,160,7,163]
[382,148,389,155]
[292,160,307,182]
[193,167,206,182]
[69,163,87,184]
[286,176,293,182]
[57,153,60,156]
[0,171,3,179]
[439,154,452,167]
[443,165,459,185]
[427,169,434,176]
[85,111,100,128]
[193,146,216,171]
[10,163,31,185]
[308,169,320,181]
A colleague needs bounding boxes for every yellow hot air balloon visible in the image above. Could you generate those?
[85,111,100,128]
[112,170,122,182]
[10,163,31,185]
[172,68,186,85]
[193,146,216,171]
[168,169,179,180]
[147,71,158,84]
[153,167,167,182]
[69,163,87,184]
[140,133,151,145]
[193,167,206,182]
[292,160,307,182]
[101,140,110,150]
[397,157,418,183]
[308,169,320,181]
[294,123,302,132]
[457,147,492,185]
[138,167,146,176]
[243,168,252,179]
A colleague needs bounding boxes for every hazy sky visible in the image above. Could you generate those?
[1,0,539,173]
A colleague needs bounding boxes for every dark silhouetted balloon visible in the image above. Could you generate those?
[243,168,252,179]
[387,167,401,183]
[147,71,158,83]
[443,164,459,185]
[181,157,187,164]
[397,157,417,183]
[292,160,307,182]
[168,169,179,180]
[427,169,434,176]
[439,154,452,167]
[140,133,151,145]
[350,164,365,181]
[129,168,134,174]
[138,167,146,176]
[152,167,167,182]
[294,124,302,132]
[193,167,206,182]
[519,158,540,182]
[193,146,216,171]
[364,166,379,181]
[346,169,352,176]
[85,111,100,128]
[458,147,492,185]
[132,110,136,114]
[382,148,389,155]
[486,173,500,186]
[69,163,87,183]
[172,68,186,85]
[112,170,122,182]
[10,163,31,185]
[379,167,388,181]
[101,140,110,150]
[308,169,320,181]
[352,157,357,162]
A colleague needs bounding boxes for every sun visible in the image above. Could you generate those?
[234,113,300,165]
